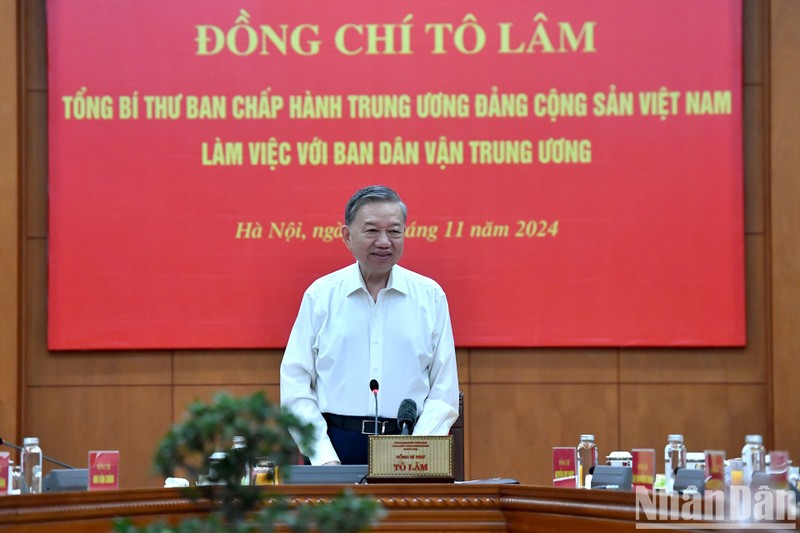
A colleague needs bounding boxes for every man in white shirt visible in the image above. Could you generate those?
[280,185,460,465]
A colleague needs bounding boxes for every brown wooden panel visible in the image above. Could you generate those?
[25,240,173,386]
[471,348,617,384]
[770,0,800,456]
[469,384,618,485]
[25,90,47,239]
[173,385,281,421]
[174,350,282,385]
[505,513,633,533]
[619,234,766,383]
[0,485,507,532]
[173,347,469,388]
[456,348,470,384]
[743,0,766,86]
[3,484,799,532]
[26,385,172,489]
[23,0,46,91]
[0,0,19,444]
[619,383,767,476]
[744,84,765,236]
[460,383,471,480]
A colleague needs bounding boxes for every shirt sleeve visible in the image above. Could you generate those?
[412,290,460,435]
[279,291,340,465]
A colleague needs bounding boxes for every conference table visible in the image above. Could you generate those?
[0,483,796,532]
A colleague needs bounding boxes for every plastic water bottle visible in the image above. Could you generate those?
[231,435,250,485]
[741,434,766,486]
[576,434,598,488]
[664,434,686,493]
[21,437,43,494]
[10,461,22,495]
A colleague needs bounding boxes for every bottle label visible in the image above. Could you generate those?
[0,453,9,494]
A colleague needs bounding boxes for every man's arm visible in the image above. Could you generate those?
[279,292,340,465]
[412,291,459,435]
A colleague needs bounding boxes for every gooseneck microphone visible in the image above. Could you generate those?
[397,399,417,436]
[0,437,77,470]
[369,379,379,436]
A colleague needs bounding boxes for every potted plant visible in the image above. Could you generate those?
[114,391,383,532]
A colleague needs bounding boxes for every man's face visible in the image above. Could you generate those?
[343,201,405,279]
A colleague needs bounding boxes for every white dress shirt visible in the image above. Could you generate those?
[280,262,460,465]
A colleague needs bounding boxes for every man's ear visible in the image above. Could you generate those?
[341,225,350,247]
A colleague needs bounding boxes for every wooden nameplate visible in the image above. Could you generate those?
[366,435,454,483]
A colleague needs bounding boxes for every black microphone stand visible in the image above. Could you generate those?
[369,380,380,436]
[373,393,379,436]
[0,437,77,470]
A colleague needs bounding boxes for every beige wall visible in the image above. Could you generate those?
[2,1,797,488]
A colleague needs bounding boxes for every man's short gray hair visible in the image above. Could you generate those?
[344,185,407,226]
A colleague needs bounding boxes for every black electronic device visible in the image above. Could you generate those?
[673,468,706,495]
[751,471,773,489]
[456,477,520,485]
[43,468,89,492]
[590,465,633,491]
[282,464,368,485]
[750,471,800,494]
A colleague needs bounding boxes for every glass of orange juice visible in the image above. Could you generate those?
[251,458,279,485]
[730,458,744,485]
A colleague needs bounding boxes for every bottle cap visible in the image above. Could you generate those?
[580,434,595,442]
[22,437,39,446]
[667,434,684,443]
[744,434,763,445]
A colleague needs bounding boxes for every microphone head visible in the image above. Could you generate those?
[397,398,417,426]
[369,379,379,393]
[0,437,23,452]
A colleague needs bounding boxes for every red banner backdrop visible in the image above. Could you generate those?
[47,1,744,349]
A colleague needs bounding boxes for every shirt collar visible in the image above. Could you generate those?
[345,262,410,296]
